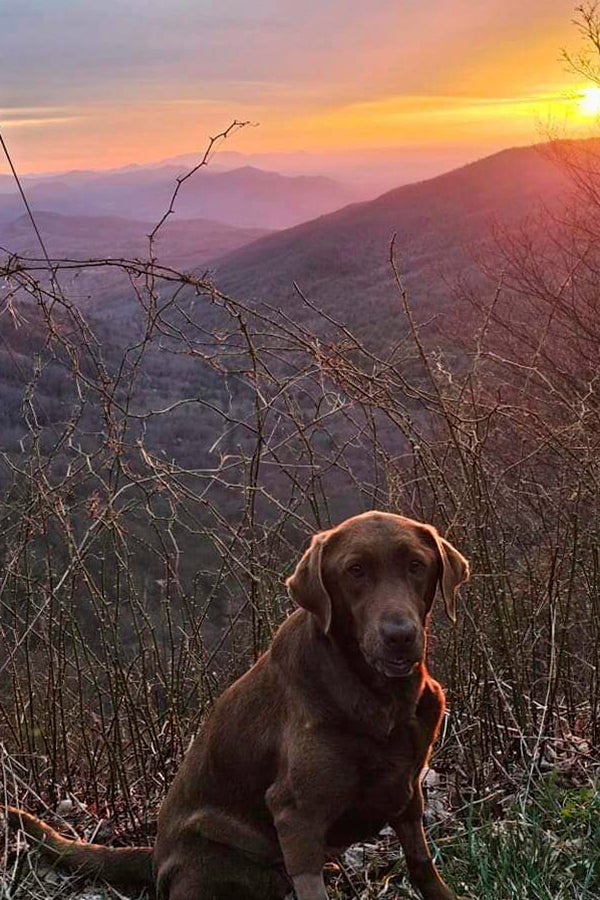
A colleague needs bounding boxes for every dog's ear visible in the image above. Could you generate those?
[432,532,470,624]
[286,532,332,633]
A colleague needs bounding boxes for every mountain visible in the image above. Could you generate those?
[0,173,17,192]
[0,165,358,231]
[0,141,577,463]
[0,193,23,224]
[157,147,494,196]
[0,211,269,270]
[212,143,571,345]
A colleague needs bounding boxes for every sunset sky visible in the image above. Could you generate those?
[1,0,598,177]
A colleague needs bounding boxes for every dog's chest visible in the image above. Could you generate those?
[358,728,419,808]
[325,740,419,851]
[327,717,426,850]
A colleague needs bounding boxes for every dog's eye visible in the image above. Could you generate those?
[347,563,365,577]
[408,559,425,574]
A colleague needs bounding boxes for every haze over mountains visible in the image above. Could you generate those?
[0,142,572,333]
[0,141,573,315]
[0,164,358,233]
[0,139,575,465]
[0,143,486,210]
[155,146,489,195]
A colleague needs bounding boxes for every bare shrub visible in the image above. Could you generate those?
[0,211,598,841]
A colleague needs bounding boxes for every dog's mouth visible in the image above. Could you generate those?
[364,650,421,678]
[379,658,420,678]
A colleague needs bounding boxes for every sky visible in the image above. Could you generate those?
[1,0,598,178]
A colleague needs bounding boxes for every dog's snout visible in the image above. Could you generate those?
[380,616,418,652]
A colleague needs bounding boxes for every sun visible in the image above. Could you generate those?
[578,86,600,116]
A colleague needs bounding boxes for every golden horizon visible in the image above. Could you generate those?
[1,83,598,177]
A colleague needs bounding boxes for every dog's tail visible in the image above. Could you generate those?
[3,805,154,889]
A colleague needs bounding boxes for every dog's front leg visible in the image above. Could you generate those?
[290,873,329,900]
[267,785,329,900]
[390,782,456,900]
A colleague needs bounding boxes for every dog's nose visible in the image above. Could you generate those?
[380,617,418,651]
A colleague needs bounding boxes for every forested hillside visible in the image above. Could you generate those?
[0,142,572,468]
[0,211,269,268]
[214,143,569,339]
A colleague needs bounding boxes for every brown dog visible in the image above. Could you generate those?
[5,511,469,900]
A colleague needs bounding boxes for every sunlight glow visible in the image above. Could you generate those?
[579,86,600,116]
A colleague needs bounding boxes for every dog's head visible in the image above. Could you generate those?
[286,511,469,678]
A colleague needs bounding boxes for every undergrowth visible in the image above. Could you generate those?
[3,781,599,899]
[325,780,600,899]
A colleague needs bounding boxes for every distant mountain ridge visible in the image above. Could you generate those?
[0,164,358,231]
